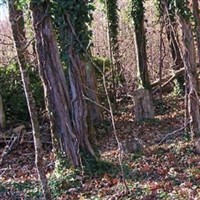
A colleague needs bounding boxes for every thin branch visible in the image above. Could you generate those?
[102,61,129,193]
[83,94,110,112]
[158,121,191,145]
[0,168,8,177]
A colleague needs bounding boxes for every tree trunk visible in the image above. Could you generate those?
[131,0,151,90]
[179,15,200,138]
[163,1,185,92]
[0,94,6,129]
[8,1,51,199]
[85,60,102,124]
[133,88,154,122]
[64,14,96,157]
[192,0,200,64]
[105,0,122,104]
[30,1,81,166]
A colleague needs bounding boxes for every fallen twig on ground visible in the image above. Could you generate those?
[158,121,190,145]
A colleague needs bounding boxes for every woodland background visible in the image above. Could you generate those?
[0,0,200,199]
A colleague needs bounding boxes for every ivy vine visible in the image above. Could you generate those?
[155,0,192,26]
[106,0,119,53]
[131,0,145,28]
[170,0,191,20]
[51,0,94,62]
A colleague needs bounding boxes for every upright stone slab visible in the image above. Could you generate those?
[0,95,5,128]
[133,88,154,121]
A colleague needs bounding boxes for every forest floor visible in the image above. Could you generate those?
[0,93,200,200]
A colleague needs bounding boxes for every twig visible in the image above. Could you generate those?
[102,61,129,193]
[0,134,18,165]
[83,94,110,112]
[158,121,191,145]
[0,168,8,177]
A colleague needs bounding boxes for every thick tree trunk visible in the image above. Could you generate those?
[132,0,151,90]
[65,14,95,157]
[163,1,184,92]
[106,0,122,87]
[179,16,200,138]
[8,1,51,199]
[0,94,6,129]
[30,1,81,166]
[85,61,102,124]
[133,88,154,122]
[192,0,200,64]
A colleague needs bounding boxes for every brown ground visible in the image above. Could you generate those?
[0,94,200,200]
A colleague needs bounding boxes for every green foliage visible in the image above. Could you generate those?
[49,154,81,198]
[131,0,145,28]
[50,168,81,198]
[100,0,122,89]
[165,0,191,20]
[51,0,94,63]
[106,0,119,52]
[82,152,119,176]
[155,0,192,24]
[155,0,175,20]
[92,56,111,75]
[0,181,42,199]
[0,63,44,123]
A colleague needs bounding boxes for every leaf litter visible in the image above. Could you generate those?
[0,94,200,199]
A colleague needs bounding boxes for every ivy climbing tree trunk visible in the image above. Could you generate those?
[192,0,200,64]
[105,0,121,104]
[64,13,96,157]
[131,0,151,90]
[179,15,200,138]
[49,0,97,156]
[8,0,51,199]
[30,0,81,166]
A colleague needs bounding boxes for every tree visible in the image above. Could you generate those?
[30,0,81,166]
[0,94,5,129]
[30,0,96,166]
[192,0,200,64]
[8,0,51,198]
[160,0,185,92]
[131,0,151,90]
[63,4,97,155]
[105,0,121,103]
[176,1,200,138]
[52,0,100,149]
[85,59,103,125]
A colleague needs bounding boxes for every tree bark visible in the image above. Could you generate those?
[64,14,96,157]
[192,0,200,64]
[8,1,51,199]
[133,88,154,122]
[105,0,122,104]
[132,0,151,90]
[152,67,185,94]
[179,15,200,138]
[85,60,102,124]
[162,1,185,92]
[0,94,6,129]
[30,1,81,166]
